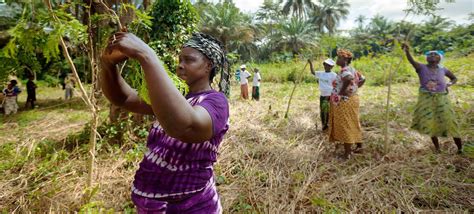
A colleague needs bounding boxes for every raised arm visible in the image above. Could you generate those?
[308,59,315,75]
[402,43,421,71]
[102,32,213,143]
[100,53,154,115]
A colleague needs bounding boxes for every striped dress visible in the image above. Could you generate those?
[132,90,229,213]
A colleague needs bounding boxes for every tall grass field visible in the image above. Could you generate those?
[1,55,473,212]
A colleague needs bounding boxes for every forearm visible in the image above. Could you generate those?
[308,61,315,75]
[448,76,457,84]
[446,71,458,85]
[405,50,419,70]
[138,51,197,137]
[100,61,133,106]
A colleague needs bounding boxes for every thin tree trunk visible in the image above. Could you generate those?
[143,0,150,10]
[45,0,99,192]
[285,62,308,119]
[384,14,414,147]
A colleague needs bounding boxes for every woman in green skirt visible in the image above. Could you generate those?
[402,44,462,154]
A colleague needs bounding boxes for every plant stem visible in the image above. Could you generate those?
[285,62,309,119]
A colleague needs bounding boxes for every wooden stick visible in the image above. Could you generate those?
[44,0,99,191]
[284,62,309,119]
[384,13,414,147]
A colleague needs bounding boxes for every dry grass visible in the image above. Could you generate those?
[0,82,473,213]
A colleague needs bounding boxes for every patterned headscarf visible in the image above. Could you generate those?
[183,33,230,96]
[337,49,353,59]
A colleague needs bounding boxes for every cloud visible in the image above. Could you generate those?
[234,0,263,12]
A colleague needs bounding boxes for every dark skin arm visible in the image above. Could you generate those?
[445,69,458,86]
[100,59,154,115]
[100,32,213,143]
[308,59,316,75]
[402,43,421,71]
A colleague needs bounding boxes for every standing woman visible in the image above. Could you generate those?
[402,44,462,154]
[100,32,230,213]
[328,49,366,159]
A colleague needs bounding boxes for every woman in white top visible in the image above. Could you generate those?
[239,64,251,99]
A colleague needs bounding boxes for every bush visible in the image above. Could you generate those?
[43,74,60,87]
[245,60,316,83]
[352,54,416,86]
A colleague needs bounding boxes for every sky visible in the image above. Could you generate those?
[212,0,473,30]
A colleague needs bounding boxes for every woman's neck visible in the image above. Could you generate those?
[188,83,212,94]
[427,63,439,68]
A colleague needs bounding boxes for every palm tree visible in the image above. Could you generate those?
[468,12,474,22]
[422,15,454,32]
[256,0,284,23]
[199,1,258,61]
[355,15,366,28]
[309,0,350,34]
[199,1,255,52]
[282,0,315,19]
[368,15,395,41]
[273,17,316,56]
[255,0,284,59]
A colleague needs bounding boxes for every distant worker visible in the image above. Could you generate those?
[25,75,37,109]
[3,80,22,115]
[239,64,251,99]
[252,68,262,101]
[64,73,76,100]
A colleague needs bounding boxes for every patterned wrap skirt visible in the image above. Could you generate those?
[328,95,362,144]
[411,90,460,137]
[132,177,222,214]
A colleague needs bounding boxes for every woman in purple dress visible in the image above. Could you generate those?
[100,32,230,213]
[402,44,462,154]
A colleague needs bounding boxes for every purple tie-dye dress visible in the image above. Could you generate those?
[131,90,229,213]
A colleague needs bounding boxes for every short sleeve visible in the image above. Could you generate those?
[444,68,453,77]
[196,92,230,137]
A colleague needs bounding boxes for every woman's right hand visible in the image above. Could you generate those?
[401,43,409,52]
[106,32,154,62]
[101,48,128,66]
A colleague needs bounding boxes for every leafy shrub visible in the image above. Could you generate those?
[43,74,60,87]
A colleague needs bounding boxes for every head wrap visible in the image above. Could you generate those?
[425,50,444,60]
[183,33,230,96]
[337,49,353,59]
